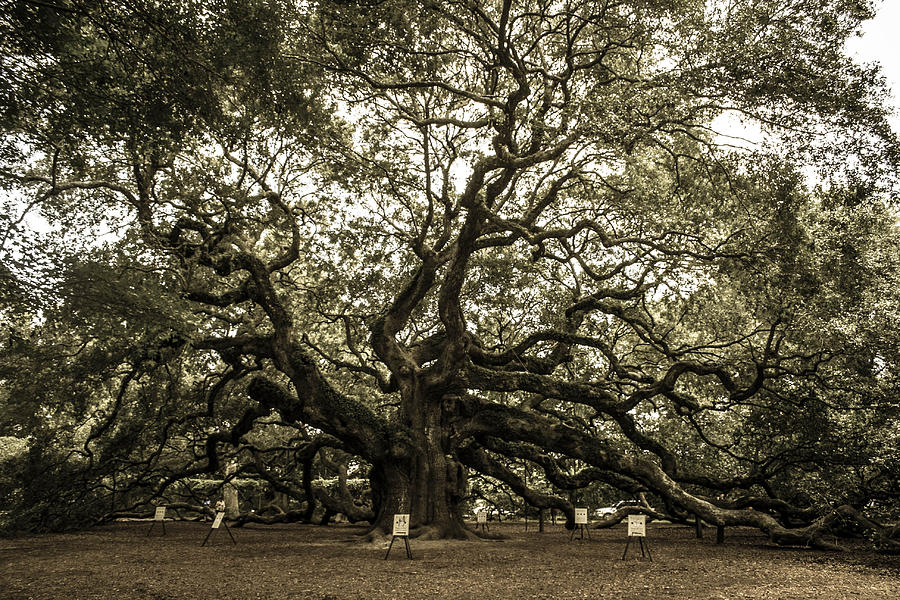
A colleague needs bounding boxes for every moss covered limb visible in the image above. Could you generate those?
[246,373,391,461]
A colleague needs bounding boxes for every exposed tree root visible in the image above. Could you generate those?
[413,525,483,541]
[312,488,374,523]
[359,522,485,545]
[359,527,392,546]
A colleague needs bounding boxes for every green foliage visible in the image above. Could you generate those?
[0,440,104,533]
[1,0,898,539]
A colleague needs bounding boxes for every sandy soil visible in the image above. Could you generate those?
[1,520,897,599]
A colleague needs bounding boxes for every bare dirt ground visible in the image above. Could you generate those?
[1,520,897,599]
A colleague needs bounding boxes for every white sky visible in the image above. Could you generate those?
[847,0,900,129]
[715,3,900,152]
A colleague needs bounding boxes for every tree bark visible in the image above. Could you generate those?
[367,407,472,539]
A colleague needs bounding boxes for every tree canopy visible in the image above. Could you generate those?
[1,0,899,550]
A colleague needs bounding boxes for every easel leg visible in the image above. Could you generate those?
[404,536,412,559]
[201,527,214,547]
[622,536,632,560]
[384,536,396,560]
[586,525,591,540]
[147,521,155,537]
[223,522,236,545]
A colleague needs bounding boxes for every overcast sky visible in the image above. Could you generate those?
[848,1,900,128]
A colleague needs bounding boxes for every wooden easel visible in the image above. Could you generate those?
[621,535,652,560]
[147,506,167,536]
[384,514,413,560]
[569,508,591,541]
[384,534,413,559]
[201,511,236,546]
[568,523,591,541]
[621,514,652,561]
[476,512,489,533]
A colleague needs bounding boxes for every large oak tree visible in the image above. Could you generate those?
[2,0,899,547]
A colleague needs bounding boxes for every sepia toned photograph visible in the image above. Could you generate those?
[1,1,898,598]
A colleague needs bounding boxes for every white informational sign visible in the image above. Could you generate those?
[154,506,166,521]
[627,514,646,537]
[212,512,225,529]
[575,508,588,524]
[392,513,410,537]
[477,511,487,524]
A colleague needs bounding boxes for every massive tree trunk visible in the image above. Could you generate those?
[368,456,470,540]
[369,386,473,539]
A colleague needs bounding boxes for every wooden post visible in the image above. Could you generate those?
[716,525,725,544]
[224,462,239,520]
[523,460,528,531]
[695,515,703,538]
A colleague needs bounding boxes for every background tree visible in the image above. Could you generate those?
[1,0,898,548]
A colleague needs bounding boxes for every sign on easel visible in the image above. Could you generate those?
[202,511,236,547]
[147,506,167,536]
[627,514,646,537]
[476,511,488,532]
[569,507,591,541]
[384,513,413,560]
[622,514,652,561]
[393,513,409,536]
